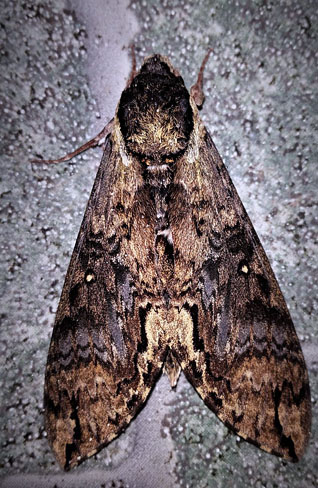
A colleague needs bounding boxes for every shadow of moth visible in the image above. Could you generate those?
[36,50,311,469]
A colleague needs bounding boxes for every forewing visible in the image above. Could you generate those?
[44,137,164,469]
[171,128,311,460]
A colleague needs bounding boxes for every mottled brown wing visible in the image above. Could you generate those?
[171,127,311,461]
[44,137,165,469]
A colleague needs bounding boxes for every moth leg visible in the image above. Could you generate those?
[190,48,213,107]
[31,119,114,164]
[126,44,137,87]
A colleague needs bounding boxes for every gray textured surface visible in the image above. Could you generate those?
[0,0,317,487]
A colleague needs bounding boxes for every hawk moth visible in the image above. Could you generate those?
[38,50,311,469]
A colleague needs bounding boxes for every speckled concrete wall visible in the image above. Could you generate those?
[0,1,317,487]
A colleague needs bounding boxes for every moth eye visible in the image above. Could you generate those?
[85,271,96,284]
[238,260,250,275]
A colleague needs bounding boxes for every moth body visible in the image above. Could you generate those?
[42,53,311,469]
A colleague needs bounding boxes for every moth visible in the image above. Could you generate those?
[37,49,311,470]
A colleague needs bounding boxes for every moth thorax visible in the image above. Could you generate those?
[144,161,173,188]
[125,107,191,156]
[117,66,194,158]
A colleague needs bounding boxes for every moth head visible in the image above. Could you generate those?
[117,55,194,161]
